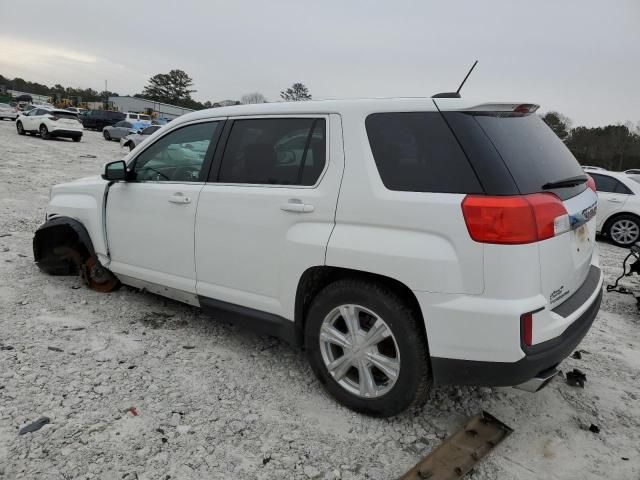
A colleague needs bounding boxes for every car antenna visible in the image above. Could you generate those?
[431,60,478,99]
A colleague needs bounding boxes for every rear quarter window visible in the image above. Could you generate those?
[365,112,482,193]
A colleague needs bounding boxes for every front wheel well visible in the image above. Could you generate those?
[294,266,425,347]
[33,223,91,275]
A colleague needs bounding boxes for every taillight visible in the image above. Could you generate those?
[586,174,596,192]
[521,312,533,347]
[461,193,569,244]
[513,104,539,114]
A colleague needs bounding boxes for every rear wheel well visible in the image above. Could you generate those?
[294,266,425,346]
[603,211,640,236]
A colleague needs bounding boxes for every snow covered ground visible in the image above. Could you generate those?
[0,118,638,480]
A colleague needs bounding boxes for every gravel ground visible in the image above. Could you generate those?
[0,118,639,480]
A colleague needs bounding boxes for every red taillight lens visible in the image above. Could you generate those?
[586,174,596,192]
[521,312,533,347]
[461,193,569,244]
[513,104,539,114]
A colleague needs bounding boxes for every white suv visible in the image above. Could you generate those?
[17,107,83,142]
[34,98,602,416]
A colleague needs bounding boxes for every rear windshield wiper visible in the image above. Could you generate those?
[542,175,588,190]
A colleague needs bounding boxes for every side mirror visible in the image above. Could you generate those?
[102,160,127,181]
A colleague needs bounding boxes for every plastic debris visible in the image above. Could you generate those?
[19,417,50,435]
[566,369,587,388]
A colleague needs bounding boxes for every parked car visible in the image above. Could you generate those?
[624,169,640,175]
[588,170,640,246]
[82,110,126,130]
[65,107,88,115]
[152,117,171,125]
[103,120,146,141]
[120,125,163,150]
[582,165,607,171]
[34,98,602,416]
[0,102,18,120]
[16,107,83,141]
[124,112,152,127]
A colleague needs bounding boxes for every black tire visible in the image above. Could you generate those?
[72,136,81,143]
[16,121,25,135]
[40,124,51,140]
[103,130,111,141]
[304,278,430,417]
[606,214,640,247]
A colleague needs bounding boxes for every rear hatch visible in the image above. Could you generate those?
[435,100,598,309]
[51,110,81,127]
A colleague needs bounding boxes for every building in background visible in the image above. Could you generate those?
[108,96,195,120]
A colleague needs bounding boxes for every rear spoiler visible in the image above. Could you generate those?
[433,100,539,113]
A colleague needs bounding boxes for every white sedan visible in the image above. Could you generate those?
[590,170,640,246]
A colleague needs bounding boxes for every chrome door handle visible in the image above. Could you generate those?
[281,200,314,213]
[168,193,191,204]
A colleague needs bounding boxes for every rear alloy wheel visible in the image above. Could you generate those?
[40,124,51,140]
[16,121,25,135]
[103,130,111,141]
[608,215,640,247]
[305,278,430,417]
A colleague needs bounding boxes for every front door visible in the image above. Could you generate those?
[106,119,223,297]
[195,115,344,319]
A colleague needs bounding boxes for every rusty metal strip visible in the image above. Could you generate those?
[399,411,513,480]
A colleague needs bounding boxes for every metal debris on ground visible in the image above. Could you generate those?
[566,369,587,388]
[398,411,513,480]
[19,416,50,435]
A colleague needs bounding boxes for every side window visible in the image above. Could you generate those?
[132,121,220,182]
[614,180,633,195]
[218,118,326,186]
[365,112,482,193]
[591,174,618,193]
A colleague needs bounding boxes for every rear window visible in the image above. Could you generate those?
[591,173,633,194]
[365,112,482,193]
[443,112,585,198]
[52,111,78,120]
[139,115,151,121]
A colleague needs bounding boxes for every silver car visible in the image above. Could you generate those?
[103,121,144,141]
[0,103,18,120]
[119,125,163,151]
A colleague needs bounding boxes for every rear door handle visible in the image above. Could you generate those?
[168,193,191,204]
[609,198,624,204]
[281,200,314,213]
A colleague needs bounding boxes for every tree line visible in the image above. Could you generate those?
[542,112,640,171]
[0,70,313,110]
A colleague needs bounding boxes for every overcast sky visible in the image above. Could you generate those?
[1,0,638,127]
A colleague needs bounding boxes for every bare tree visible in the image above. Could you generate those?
[241,92,267,104]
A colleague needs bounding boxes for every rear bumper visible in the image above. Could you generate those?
[431,285,602,387]
[51,129,82,138]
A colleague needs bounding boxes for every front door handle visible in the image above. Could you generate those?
[281,200,314,213]
[609,197,624,204]
[168,193,191,204]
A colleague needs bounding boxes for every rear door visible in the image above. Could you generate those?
[439,103,598,308]
[195,114,344,319]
